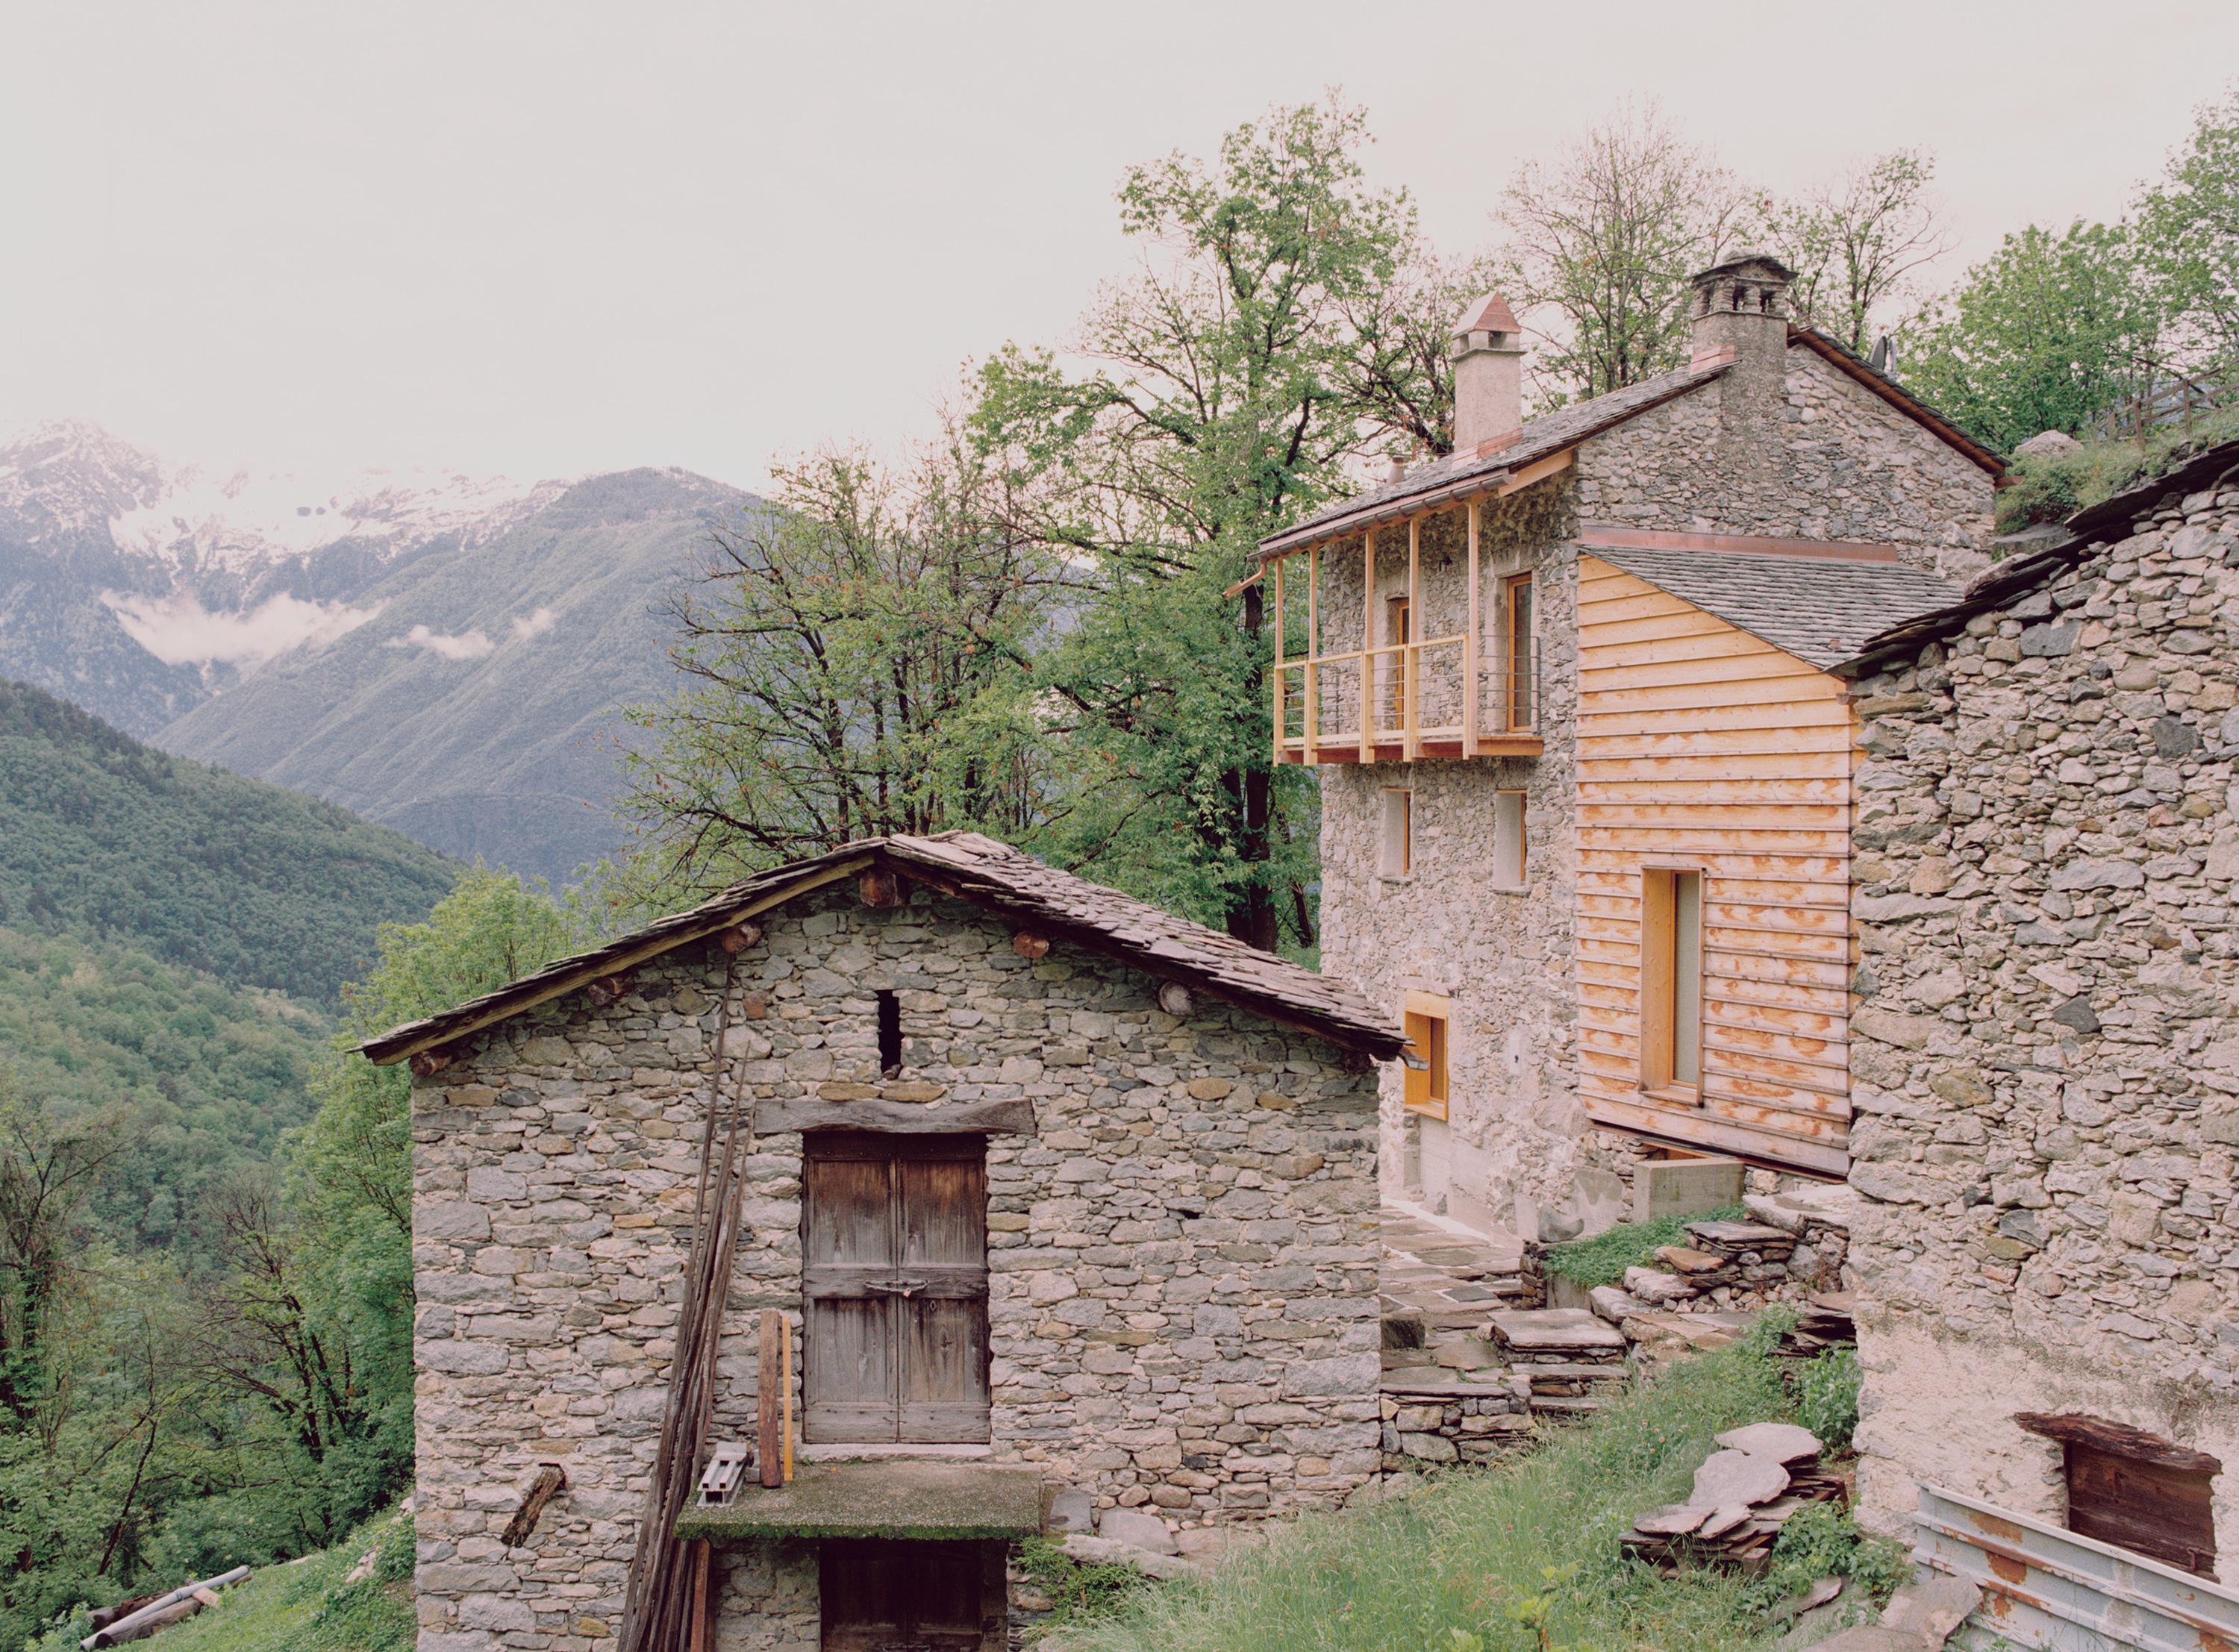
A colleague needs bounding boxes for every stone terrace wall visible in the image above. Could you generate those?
[410,883,1383,1652]
[1842,470,2239,1556]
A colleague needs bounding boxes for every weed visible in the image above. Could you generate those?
[1798,1346,1860,1452]
[1540,1206,1744,1290]
[1743,1504,1911,1615]
[1017,1537,1155,1642]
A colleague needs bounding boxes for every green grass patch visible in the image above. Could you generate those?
[1039,1327,1892,1652]
[1539,1206,1743,1290]
[32,1502,415,1652]
[1996,404,2239,533]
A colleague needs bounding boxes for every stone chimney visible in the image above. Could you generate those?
[1451,293,1526,453]
[1689,251,1795,381]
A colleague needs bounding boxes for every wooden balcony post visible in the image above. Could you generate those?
[1404,515,1421,762]
[1270,556,1286,764]
[1464,497,1481,758]
[1358,528,1375,763]
[1304,544,1320,765]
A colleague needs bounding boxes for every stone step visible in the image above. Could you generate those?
[1520,1362,1632,1384]
[1489,1308,1628,1357]
[1528,1395,1605,1415]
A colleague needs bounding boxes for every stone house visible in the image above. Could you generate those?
[1250,255,2002,1240]
[366,832,1403,1652]
[1834,441,2239,1580]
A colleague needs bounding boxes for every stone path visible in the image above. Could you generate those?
[1378,1203,1531,1369]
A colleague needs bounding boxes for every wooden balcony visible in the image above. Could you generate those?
[1262,499,1544,766]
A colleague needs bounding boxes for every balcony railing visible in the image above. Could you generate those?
[1273,634,1540,764]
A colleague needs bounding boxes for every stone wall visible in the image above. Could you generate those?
[1841,469,2239,1562]
[1574,343,1995,575]
[410,883,1383,1652]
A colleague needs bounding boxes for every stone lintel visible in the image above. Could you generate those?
[750,1097,1038,1136]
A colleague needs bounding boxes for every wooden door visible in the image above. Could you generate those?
[819,1540,991,1652]
[802,1133,989,1444]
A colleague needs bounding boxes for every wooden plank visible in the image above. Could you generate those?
[1581,651,1842,692]
[1581,628,1797,671]
[1578,750,1853,780]
[898,1152,991,1444]
[758,1310,783,1487]
[754,1097,1036,1136]
[1577,701,1858,736]
[1579,1092,1851,1173]
[1497,447,1573,495]
[1574,607,1741,648]
[1578,728,1857,760]
[1582,678,1855,714]
[802,1152,899,1444]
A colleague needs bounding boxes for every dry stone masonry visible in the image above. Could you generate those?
[1843,454,2239,1556]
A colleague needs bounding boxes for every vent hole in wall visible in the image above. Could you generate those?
[877,989,902,1075]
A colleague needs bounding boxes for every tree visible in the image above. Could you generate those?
[1499,101,1752,404]
[1899,220,2161,451]
[616,431,1064,900]
[2134,87,2239,374]
[970,96,1417,947]
[1331,247,1517,461]
[1766,149,1952,354]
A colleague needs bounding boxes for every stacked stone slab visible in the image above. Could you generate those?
[1623,1423,1846,1574]
[1487,1309,1628,1416]
[1620,1218,1799,1308]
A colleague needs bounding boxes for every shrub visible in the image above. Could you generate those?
[1798,1347,1860,1453]
[1744,1503,1911,1615]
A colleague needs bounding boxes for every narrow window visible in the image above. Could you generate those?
[1385,595,1412,728]
[1640,869,1705,1098]
[876,989,903,1074]
[2020,1412,2220,1577]
[1402,993,1449,1121]
[1503,573,1534,730]
[1493,791,1527,889]
[1380,786,1412,877]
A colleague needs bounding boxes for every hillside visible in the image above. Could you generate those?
[160,467,747,882]
[0,677,457,1005]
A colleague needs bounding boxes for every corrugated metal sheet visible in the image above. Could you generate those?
[1914,1483,2239,1651]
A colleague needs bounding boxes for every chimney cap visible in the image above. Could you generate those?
[1690,249,1796,286]
[1452,291,1523,337]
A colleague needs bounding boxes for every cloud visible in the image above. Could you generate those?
[103,588,382,669]
[385,623,496,661]
[510,605,558,640]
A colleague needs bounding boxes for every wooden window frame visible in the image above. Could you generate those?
[1379,786,1412,879]
[1385,594,1412,728]
[2020,1412,2222,1577]
[1501,572,1535,733]
[1402,991,1449,1121]
[1491,789,1527,891]
[1638,865,1706,1106]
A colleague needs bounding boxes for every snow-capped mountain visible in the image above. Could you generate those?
[0,419,758,880]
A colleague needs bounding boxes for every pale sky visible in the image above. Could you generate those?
[4,1,2235,493]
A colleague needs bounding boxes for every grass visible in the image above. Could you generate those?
[31,1503,415,1652]
[1038,1325,1901,1652]
[1996,404,2239,534]
[1539,1205,1744,1290]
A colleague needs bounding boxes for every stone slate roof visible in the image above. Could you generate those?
[1256,359,1735,558]
[359,831,1406,1064]
[1584,542,1964,671]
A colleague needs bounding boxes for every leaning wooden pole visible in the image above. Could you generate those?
[618,933,757,1652]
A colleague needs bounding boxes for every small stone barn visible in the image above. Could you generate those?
[365,832,1403,1652]
[1835,440,2239,1583]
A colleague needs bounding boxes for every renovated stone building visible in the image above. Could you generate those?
[1252,255,2002,1240]
[1834,442,2239,1580]
[369,833,1402,1652]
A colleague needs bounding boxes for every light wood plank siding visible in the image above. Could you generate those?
[1573,556,1852,1175]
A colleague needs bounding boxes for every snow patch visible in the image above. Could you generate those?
[102,589,384,669]
[385,624,496,662]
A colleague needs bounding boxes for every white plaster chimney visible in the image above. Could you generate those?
[1450,293,1526,454]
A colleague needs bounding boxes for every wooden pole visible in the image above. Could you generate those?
[781,1315,794,1484]
[1358,528,1375,762]
[757,1309,782,1489]
[1464,498,1481,758]
[1305,544,1320,765]
[687,1542,711,1652]
[1404,516,1421,762]
[1271,555,1286,764]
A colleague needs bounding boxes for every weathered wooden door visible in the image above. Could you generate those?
[802,1132,989,1444]
[819,1539,993,1651]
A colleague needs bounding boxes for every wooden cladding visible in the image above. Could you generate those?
[802,1133,990,1445]
[1573,557,1853,1175]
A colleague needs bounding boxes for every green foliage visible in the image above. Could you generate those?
[1540,1205,1743,1290]
[2134,87,2239,370]
[1042,1330,1799,1652]
[1995,401,2239,529]
[0,678,457,1007]
[1797,1347,1861,1454]
[1900,220,2161,452]
[1743,1503,1910,1616]
[1017,1537,1155,1642]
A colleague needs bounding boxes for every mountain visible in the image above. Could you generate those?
[0,421,755,882]
[0,675,457,1004]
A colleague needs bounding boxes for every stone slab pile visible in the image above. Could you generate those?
[1623,1423,1846,1574]
[1487,1309,1629,1417]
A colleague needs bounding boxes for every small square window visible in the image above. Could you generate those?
[1380,787,1412,878]
[1493,791,1526,889]
[1402,992,1449,1121]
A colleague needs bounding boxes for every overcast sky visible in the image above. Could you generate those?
[4,2,2235,493]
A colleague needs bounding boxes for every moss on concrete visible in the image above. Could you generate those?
[674,1460,1044,1543]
